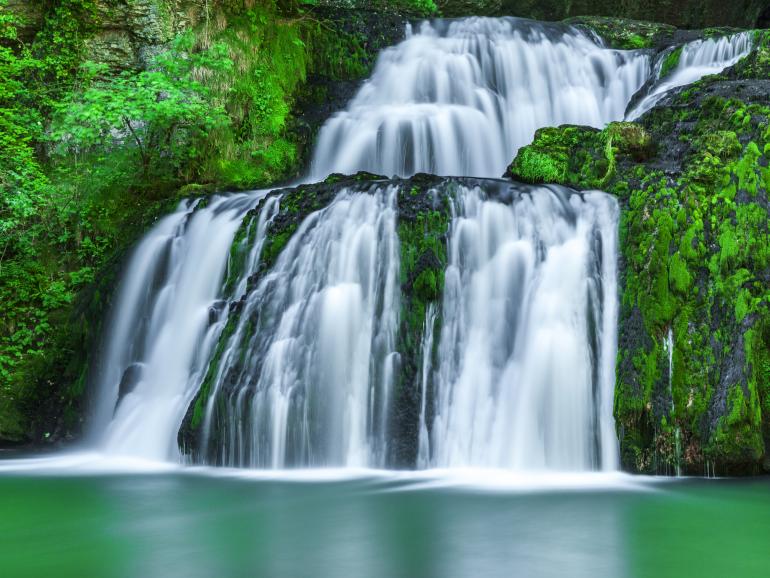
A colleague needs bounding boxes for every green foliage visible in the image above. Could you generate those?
[52,34,233,179]
[401,0,438,15]
[0,2,47,258]
[0,0,342,440]
[194,6,310,188]
[299,0,437,16]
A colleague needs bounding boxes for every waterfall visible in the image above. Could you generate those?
[89,194,262,460]
[416,304,438,469]
[199,186,400,468]
[89,16,753,471]
[663,327,682,476]
[426,186,619,470]
[311,17,650,179]
[626,32,752,120]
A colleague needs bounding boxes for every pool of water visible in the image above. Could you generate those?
[1,454,768,578]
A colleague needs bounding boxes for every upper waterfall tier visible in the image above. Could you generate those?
[311,17,651,179]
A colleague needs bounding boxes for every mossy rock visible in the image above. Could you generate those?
[504,35,770,475]
[566,16,675,50]
[506,122,652,188]
[660,46,683,78]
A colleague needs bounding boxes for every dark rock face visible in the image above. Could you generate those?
[116,363,143,406]
[437,0,502,16]
[439,0,770,29]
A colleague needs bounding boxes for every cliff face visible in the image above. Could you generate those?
[438,0,770,29]
[84,0,209,69]
[7,1,212,69]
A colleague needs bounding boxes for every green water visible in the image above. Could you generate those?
[0,464,768,578]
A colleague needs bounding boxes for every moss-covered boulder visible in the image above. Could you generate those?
[507,31,770,475]
[506,122,654,187]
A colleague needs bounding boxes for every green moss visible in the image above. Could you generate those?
[509,147,567,184]
[669,252,692,293]
[189,315,238,432]
[397,192,450,351]
[707,385,764,469]
[307,24,373,81]
[565,17,675,50]
[507,122,652,188]
[301,0,436,16]
[261,223,299,270]
[223,213,258,297]
[660,47,682,78]
[745,323,770,457]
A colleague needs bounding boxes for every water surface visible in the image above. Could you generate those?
[1,457,768,578]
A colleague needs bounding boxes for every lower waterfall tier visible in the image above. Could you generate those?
[93,174,619,471]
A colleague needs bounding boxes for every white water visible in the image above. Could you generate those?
[312,17,650,179]
[90,195,262,460]
[663,327,682,476]
[425,186,619,470]
[87,18,755,470]
[200,187,400,468]
[626,32,752,120]
[417,304,438,469]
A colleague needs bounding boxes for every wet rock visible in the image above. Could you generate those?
[116,363,144,406]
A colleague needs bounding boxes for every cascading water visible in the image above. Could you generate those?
[90,17,754,471]
[416,304,438,469]
[626,32,752,120]
[311,17,650,179]
[198,187,400,468]
[425,186,619,470]
[663,327,682,476]
[90,194,262,460]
